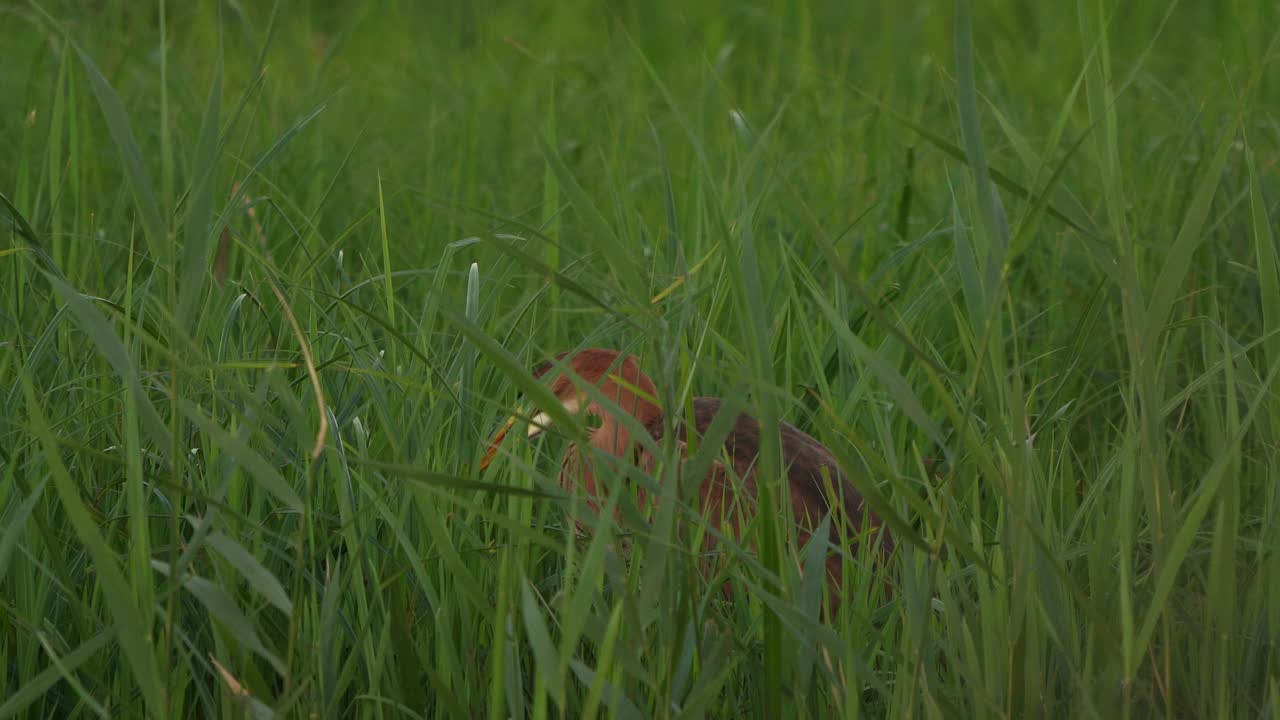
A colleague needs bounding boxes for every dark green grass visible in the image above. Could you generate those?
[3,0,1280,717]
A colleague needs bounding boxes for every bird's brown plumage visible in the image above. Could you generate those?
[483,347,894,611]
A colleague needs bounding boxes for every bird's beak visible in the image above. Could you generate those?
[478,413,518,472]
[478,406,554,472]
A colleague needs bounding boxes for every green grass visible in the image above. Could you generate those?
[2,0,1279,716]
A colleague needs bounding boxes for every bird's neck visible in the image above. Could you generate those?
[590,419,634,458]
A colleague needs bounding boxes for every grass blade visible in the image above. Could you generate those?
[0,630,115,720]
[203,526,293,615]
[178,58,223,328]
[175,397,304,513]
[76,46,168,263]
[954,0,1007,302]
[521,579,566,708]
[20,370,164,714]
[42,271,173,462]
[0,479,46,586]
[350,458,563,499]
[1129,357,1280,676]
[809,287,946,450]
[151,560,287,676]
[1144,116,1239,349]
[536,135,641,303]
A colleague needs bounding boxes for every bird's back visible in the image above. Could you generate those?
[649,397,893,558]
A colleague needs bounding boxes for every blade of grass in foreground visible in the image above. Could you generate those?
[0,190,49,256]
[21,370,165,715]
[433,302,586,441]
[558,490,620,714]
[521,578,566,709]
[120,231,154,639]
[575,603,628,720]
[723,114,789,718]
[377,171,396,340]
[477,232,634,325]
[488,549,513,720]
[461,261,480,463]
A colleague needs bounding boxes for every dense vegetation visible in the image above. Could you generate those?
[2,0,1278,717]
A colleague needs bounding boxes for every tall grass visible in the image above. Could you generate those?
[2,0,1279,717]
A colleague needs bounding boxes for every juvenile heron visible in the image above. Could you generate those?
[479,347,894,609]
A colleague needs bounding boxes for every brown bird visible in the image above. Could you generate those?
[479,347,894,612]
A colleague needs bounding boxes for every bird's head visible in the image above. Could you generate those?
[478,348,661,471]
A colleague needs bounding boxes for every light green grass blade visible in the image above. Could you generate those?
[461,260,480,457]
[377,171,395,330]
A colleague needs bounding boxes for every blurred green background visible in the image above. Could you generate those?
[2,0,1279,717]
